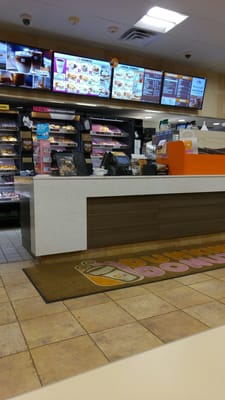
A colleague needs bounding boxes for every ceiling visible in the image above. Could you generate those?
[1,0,225,128]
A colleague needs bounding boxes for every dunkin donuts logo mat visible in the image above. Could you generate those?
[74,243,225,287]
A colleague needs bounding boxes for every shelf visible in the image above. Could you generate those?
[0,128,18,132]
[90,131,128,137]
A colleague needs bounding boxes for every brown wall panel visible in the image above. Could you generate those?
[87,192,225,249]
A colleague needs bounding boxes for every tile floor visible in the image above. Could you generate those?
[1,229,225,399]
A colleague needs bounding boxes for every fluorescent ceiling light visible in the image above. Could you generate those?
[144,116,153,119]
[135,6,188,33]
[213,122,220,125]
[178,119,186,122]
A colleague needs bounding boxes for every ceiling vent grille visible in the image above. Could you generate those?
[120,27,158,42]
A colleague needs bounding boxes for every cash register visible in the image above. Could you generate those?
[100,151,130,175]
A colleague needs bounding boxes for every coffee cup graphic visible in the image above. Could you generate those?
[15,51,32,73]
[56,58,65,73]
[13,73,25,86]
[31,50,42,71]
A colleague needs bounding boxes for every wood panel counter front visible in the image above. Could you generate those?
[16,175,225,257]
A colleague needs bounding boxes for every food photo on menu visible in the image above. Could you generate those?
[52,52,112,98]
[111,64,144,101]
[0,41,52,90]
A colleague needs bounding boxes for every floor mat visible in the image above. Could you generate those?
[23,241,225,302]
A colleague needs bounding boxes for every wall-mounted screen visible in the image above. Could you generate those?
[160,72,207,109]
[111,63,163,104]
[52,52,112,98]
[0,41,52,90]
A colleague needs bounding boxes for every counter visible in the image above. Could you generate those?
[16,175,225,257]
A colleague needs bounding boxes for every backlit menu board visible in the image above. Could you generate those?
[52,52,112,98]
[111,63,163,104]
[160,72,207,109]
[0,41,52,90]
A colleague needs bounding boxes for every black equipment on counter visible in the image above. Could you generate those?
[101,151,130,175]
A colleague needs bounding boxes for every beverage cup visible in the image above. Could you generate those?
[56,58,65,73]
[15,51,32,73]
[31,50,42,71]
[13,73,25,86]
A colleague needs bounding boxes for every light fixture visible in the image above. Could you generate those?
[213,122,220,126]
[76,102,97,107]
[135,6,188,33]
[144,109,161,113]
[178,119,186,122]
[144,116,153,119]
[68,16,80,25]
[107,26,118,33]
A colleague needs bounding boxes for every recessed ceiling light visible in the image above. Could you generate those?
[144,116,153,119]
[107,26,118,33]
[135,6,188,33]
[178,119,186,122]
[213,122,220,125]
[68,16,80,25]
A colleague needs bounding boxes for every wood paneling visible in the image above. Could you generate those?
[87,192,225,248]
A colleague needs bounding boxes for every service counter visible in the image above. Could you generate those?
[16,175,225,257]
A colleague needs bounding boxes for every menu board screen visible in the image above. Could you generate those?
[160,72,207,109]
[52,52,112,98]
[111,63,163,104]
[0,41,52,90]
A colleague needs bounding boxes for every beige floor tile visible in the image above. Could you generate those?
[0,322,27,357]
[91,322,162,361]
[13,296,66,321]
[1,270,30,286]
[0,352,41,399]
[0,287,9,304]
[64,293,111,311]
[184,300,225,327]
[106,285,149,300]
[205,268,225,279]
[116,293,175,320]
[156,286,211,309]
[72,302,134,333]
[190,279,225,299]
[141,310,208,343]
[5,282,39,301]
[144,279,183,293]
[0,261,33,273]
[21,311,85,348]
[31,335,108,385]
[0,302,16,325]
[175,272,212,285]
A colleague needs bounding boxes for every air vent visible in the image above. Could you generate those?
[120,27,158,43]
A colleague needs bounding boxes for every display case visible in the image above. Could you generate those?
[0,110,21,224]
[88,117,135,168]
[31,108,80,174]
[0,110,21,175]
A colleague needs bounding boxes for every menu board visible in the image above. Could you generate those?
[0,41,52,90]
[52,52,112,98]
[111,63,163,104]
[160,72,207,109]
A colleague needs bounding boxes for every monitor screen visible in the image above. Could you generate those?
[111,63,163,104]
[160,72,207,109]
[0,41,52,90]
[52,52,112,98]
